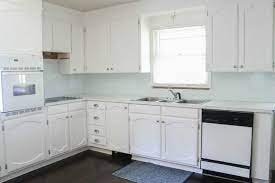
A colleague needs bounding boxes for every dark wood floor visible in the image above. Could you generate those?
[5,151,275,183]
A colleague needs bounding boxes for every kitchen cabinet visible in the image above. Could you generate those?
[106,103,129,154]
[4,113,47,172]
[207,0,273,72]
[161,117,198,166]
[69,110,87,150]
[0,124,5,177]
[85,17,140,73]
[0,0,42,56]
[59,24,85,74]
[48,113,70,157]
[130,114,161,159]
[42,18,71,53]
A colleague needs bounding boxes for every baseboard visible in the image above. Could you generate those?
[89,146,112,155]
[0,147,88,183]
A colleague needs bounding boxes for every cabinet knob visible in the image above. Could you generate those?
[66,116,69,119]
[70,115,73,118]
[156,120,160,123]
[94,129,99,133]
[73,68,77,71]
[124,107,128,110]
[110,68,114,71]
[94,116,99,120]
[94,139,99,143]
[240,65,244,69]
[93,104,99,108]
[107,68,109,71]
[233,65,237,68]
[162,121,165,123]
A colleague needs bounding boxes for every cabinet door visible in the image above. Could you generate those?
[52,21,71,53]
[207,0,239,72]
[42,17,53,52]
[106,103,129,153]
[110,18,140,73]
[130,114,161,159]
[0,0,42,56]
[238,0,273,72]
[0,124,5,177]
[85,23,110,73]
[4,113,47,172]
[69,110,87,150]
[48,113,70,157]
[161,117,199,166]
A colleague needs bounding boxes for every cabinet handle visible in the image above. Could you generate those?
[124,107,128,110]
[233,65,238,68]
[94,129,99,134]
[162,121,165,123]
[94,116,99,120]
[240,65,244,69]
[110,68,114,71]
[156,120,160,123]
[93,104,99,108]
[66,116,69,119]
[70,115,73,118]
[107,68,109,71]
[94,139,99,143]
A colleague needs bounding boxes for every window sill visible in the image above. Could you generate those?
[152,85,210,90]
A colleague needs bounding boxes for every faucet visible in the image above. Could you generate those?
[169,89,181,100]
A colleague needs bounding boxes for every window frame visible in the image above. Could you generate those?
[150,16,211,89]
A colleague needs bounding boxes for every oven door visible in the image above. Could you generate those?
[1,72,44,112]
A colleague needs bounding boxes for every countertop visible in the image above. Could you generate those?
[45,95,275,113]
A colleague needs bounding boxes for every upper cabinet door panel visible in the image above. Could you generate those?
[110,18,140,73]
[85,23,110,73]
[207,0,239,72]
[43,18,53,52]
[52,21,71,53]
[0,0,42,56]
[239,0,273,72]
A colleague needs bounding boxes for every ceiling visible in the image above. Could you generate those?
[45,0,138,12]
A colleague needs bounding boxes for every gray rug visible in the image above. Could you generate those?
[112,161,193,183]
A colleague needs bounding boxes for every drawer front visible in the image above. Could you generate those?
[87,110,105,126]
[68,102,86,112]
[161,107,199,119]
[87,101,105,110]
[129,104,160,115]
[89,135,107,146]
[47,104,68,115]
[89,125,105,137]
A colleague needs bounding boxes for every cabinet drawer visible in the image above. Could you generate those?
[89,135,107,146]
[161,107,199,119]
[87,110,105,126]
[68,102,86,111]
[129,104,160,115]
[47,104,68,115]
[87,101,105,110]
[89,125,105,137]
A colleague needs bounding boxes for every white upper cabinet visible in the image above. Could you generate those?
[4,113,47,172]
[48,113,70,157]
[207,0,239,72]
[69,110,87,150]
[0,0,42,56]
[106,103,129,154]
[161,117,198,166]
[130,114,161,159]
[85,22,110,73]
[238,0,273,72]
[0,124,5,177]
[42,18,71,53]
[59,24,85,74]
[110,18,140,73]
[207,0,273,72]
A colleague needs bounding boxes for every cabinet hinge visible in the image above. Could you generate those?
[48,150,51,155]
[1,125,4,131]
[5,164,7,170]
[84,27,87,33]
[138,19,140,25]
[198,123,200,130]
[46,120,49,126]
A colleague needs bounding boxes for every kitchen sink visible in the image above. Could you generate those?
[134,97,208,104]
[176,100,207,104]
[135,97,162,102]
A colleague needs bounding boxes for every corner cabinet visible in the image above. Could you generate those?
[0,0,42,56]
[207,0,273,72]
[106,103,129,154]
[4,113,47,173]
[85,17,141,73]
[48,113,70,157]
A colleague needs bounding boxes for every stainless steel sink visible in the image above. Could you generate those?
[135,97,162,102]
[176,100,208,104]
[134,97,208,104]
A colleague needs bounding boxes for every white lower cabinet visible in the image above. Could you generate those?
[130,114,161,159]
[0,124,5,177]
[106,103,129,154]
[48,113,70,157]
[69,110,87,150]
[4,113,47,173]
[161,117,198,166]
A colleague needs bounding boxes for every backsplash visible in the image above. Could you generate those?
[84,72,275,102]
[43,60,85,98]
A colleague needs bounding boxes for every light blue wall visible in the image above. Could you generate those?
[43,60,85,98]
[84,72,275,102]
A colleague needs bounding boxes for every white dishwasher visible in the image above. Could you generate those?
[201,109,254,182]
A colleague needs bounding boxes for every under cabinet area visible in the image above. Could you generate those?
[4,113,47,173]
[47,102,87,157]
[129,104,200,167]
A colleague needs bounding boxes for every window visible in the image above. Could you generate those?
[152,26,209,88]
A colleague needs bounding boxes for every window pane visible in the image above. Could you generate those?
[153,26,208,87]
